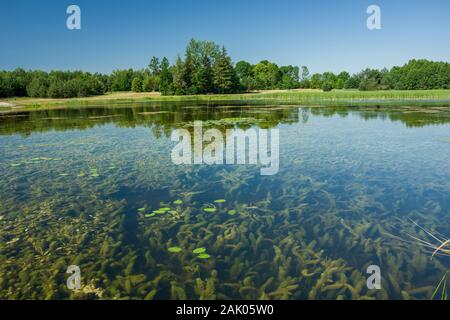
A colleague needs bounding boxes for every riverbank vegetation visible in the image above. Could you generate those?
[1,39,449,100]
[2,89,450,111]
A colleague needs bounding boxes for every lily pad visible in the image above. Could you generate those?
[168,247,182,253]
[173,200,183,205]
[193,247,206,254]
[159,207,170,212]
[197,253,211,259]
[145,213,155,218]
[214,199,226,204]
[137,208,146,212]
[203,208,216,213]
[227,210,237,216]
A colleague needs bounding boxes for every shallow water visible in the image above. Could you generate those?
[0,103,449,300]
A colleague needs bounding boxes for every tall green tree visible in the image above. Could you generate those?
[213,47,237,94]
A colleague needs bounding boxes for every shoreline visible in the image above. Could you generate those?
[1,89,450,113]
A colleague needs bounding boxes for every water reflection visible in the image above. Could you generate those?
[1,103,450,137]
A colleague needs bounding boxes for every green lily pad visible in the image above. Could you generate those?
[197,253,211,259]
[137,208,146,212]
[145,213,155,218]
[173,200,183,205]
[203,208,216,213]
[214,199,226,204]
[159,207,170,212]
[168,247,182,253]
[227,210,237,216]
[193,247,206,254]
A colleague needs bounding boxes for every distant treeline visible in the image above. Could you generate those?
[1,39,449,98]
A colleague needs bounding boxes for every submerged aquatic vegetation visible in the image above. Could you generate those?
[0,103,449,300]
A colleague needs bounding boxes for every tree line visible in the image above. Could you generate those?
[1,39,449,99]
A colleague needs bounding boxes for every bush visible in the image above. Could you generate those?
[322,82,333,92]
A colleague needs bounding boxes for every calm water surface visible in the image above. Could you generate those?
[0,103,449,299]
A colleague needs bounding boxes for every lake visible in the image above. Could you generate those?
[0,102,449,299]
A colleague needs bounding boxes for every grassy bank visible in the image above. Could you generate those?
[2,89,450,112]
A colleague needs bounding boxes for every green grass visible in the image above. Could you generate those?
[2,89,450,112]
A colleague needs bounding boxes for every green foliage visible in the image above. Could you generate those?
[131,77,143,92]
[213,47,237,94]
[322,82,333,92]
[111,69,135,92]
[1,43,448,99]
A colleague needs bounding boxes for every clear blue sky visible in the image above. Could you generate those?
[1,0,449,74]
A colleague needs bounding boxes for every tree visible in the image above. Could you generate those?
[213,47,237,94]
[309,73,323,89]
[148,56,160,75]
[235,60,254,90]
[27,76,49,98]
[253,60,280,89]
[142,75,159,92]
[159,57,173,95]
[0,72,13,97]
[131,77,143,92]
[111,69,135,91]
[336,71,350,89]
[344,75,360,89]
[300,66,311,88]
[279,65,300,89]
[322,82,333,92]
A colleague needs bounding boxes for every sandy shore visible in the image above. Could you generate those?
[0,101,16,107]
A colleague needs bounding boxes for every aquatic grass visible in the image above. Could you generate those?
[432,269,449,300]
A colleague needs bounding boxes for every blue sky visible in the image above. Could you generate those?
[1,0,449,74]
